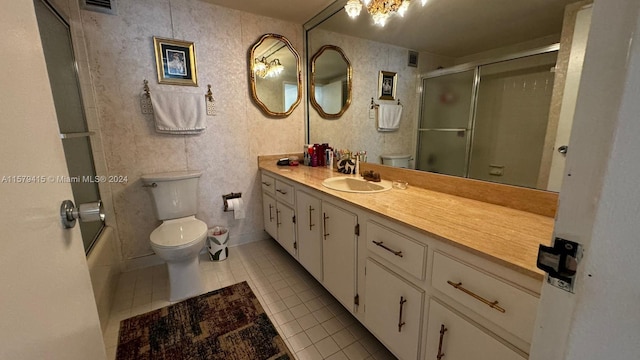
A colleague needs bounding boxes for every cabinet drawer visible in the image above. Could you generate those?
[431,252,539,343]
[261,173,275,195]
[366,221,426,280]
[275,179,294,205]
[425,299,525,360]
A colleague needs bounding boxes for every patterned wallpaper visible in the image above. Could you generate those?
[80,0,305,259]
[307,28,453,166]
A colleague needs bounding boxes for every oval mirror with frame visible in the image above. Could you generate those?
[249,33,302,117]
[310,45,352,119]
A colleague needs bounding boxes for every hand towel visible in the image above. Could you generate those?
[150,90,206,134]
[377,104,403,132]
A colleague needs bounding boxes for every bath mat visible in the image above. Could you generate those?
[116,281,292,360]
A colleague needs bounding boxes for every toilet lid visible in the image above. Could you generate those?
[150,217,207,248]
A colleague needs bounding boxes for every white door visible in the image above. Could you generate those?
[0,2,105,359]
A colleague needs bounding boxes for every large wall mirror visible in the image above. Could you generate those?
[249,33,302,117]
[310,45,352,119]
[305,0,590,192]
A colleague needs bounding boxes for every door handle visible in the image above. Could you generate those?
[60,200,105,229]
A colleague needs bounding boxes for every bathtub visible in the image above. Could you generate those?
[86,226,121,330]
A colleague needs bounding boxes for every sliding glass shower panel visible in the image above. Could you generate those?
[416,69,475,175]
[419,70,475,129]
[416,130,468,176]
[469,52,556,188]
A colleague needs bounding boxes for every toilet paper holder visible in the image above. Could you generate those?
[222,192,242,211]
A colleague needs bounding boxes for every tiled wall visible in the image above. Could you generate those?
[80,0,305,260]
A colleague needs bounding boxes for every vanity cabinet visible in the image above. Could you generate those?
[261,173,296,257]
[424,300,525,360]
[295,189,323,281]
[364,258,423,360]
[259,167,541,360]
[322,200,358,310]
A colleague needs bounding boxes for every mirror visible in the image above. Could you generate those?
[249,33,302,117]
[310,45,352,119]
[305,1,586,192]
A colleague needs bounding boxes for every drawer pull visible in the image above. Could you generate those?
[398,296,407,332]
[323,213,330,239]
[372,240,404,257]
[436,324,447,360]
[309,206,315,230]
[276,189,288,195]
[446,281,506,313]
[262,181,272,187]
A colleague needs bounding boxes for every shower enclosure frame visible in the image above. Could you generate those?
[416,43,560,179]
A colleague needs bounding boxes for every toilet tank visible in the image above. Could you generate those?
[141,171,202,220]
[380,154,412,168]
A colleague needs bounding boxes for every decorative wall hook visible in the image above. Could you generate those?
[206,84,214,102]
[143,79,150,98]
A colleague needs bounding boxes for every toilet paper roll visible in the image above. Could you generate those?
[227,198,245,220]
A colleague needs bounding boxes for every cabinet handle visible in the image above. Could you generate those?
[446,281,506,313]
[268,204,274,221]
[436,324,448,360]
[262,181,272,187]
[276,209,281,227]
[276,189,287,195]
[323,213,330,239]
[372,240,404,257]
[397,296,407,332]
[309,206,315,230]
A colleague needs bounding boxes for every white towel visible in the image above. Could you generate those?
[377,104,402,132]
[150,90,206,134]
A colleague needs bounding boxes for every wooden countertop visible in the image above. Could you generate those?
[259,158,554,281]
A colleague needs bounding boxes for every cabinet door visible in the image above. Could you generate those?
[296,190,323,281]
[425,300,525,360]
[364,259,423,360]
[262,192,277,239]
[277,202,297,257]
[322,201,357,310]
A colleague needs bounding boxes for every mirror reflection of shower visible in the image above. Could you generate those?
[416,50,560,190]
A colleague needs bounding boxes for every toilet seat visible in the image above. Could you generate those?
[150,216,207,249]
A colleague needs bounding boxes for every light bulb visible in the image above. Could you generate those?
[344,0,362,18]
[397,0,410,16]
[372,12,389,26]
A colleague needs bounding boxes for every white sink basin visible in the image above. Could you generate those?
[322,176,392,193]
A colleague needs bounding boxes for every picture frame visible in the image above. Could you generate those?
[153,36,198,86]
[378,71,397,100]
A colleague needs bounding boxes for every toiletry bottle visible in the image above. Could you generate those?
[311,145,318,167]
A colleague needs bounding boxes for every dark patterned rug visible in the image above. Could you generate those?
[116,281,293,360]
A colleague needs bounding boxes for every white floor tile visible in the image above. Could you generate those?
[104,240,395,359]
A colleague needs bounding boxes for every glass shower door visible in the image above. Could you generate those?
[35,0,104,253]
[416,69,476,176]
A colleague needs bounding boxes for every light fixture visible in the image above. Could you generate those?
[253,56,285,78]
[345,0,426,26]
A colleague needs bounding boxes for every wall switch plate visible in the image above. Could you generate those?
[140,96,153,114]
[369,108,376,119]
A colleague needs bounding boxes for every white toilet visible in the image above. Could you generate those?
[380,154,412,168]
[141,171,207,301]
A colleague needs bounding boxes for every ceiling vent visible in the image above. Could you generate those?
[82,0,117,15]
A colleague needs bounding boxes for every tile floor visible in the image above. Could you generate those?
[103,239,397,360]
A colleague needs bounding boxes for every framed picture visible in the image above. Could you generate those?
[378,71,397,100]
[153,36,198,86]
